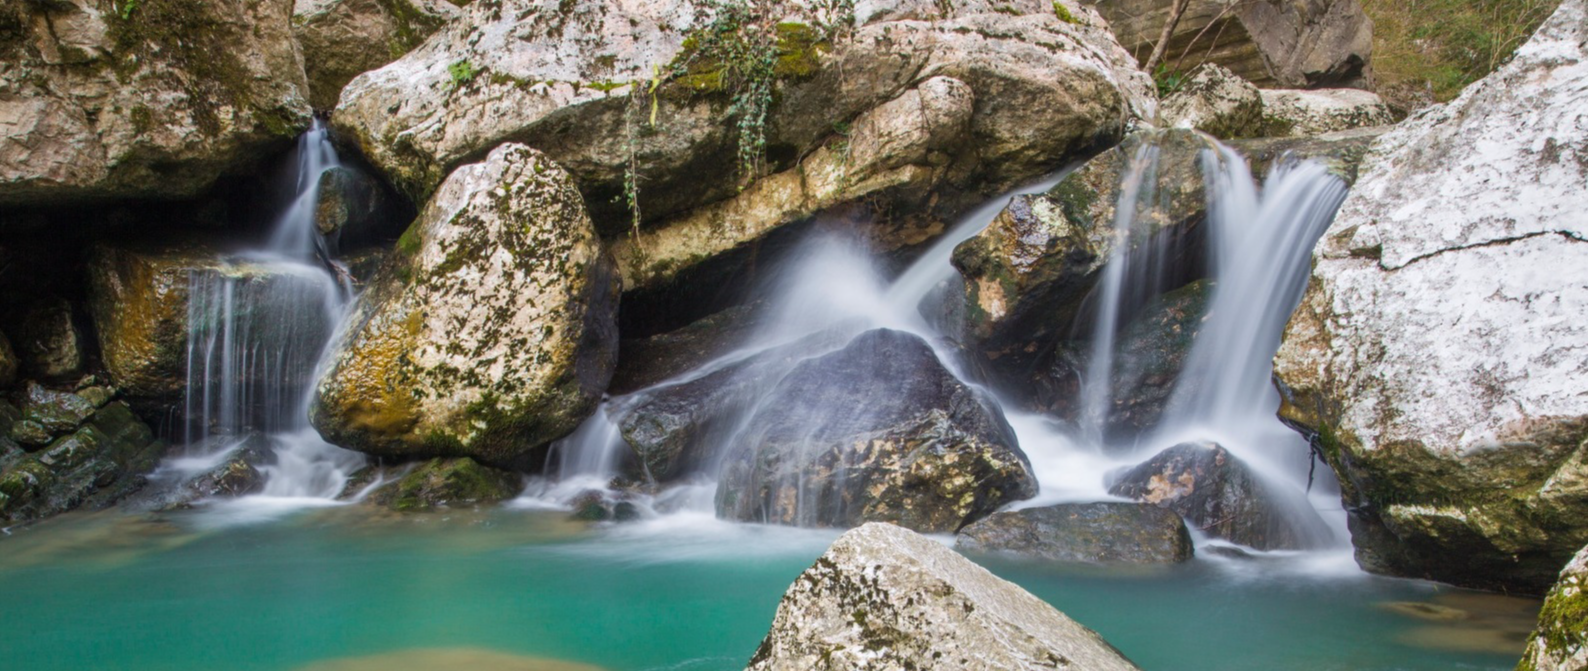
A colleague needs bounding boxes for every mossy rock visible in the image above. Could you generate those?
[372,457,522,511]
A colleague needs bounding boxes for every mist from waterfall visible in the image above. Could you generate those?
[171,121,365,503]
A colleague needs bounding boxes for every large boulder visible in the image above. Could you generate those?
[311,143,619,470]
[1518,546,1588,671]
[1108,441,1334,550]
[1258,88,1395,136]
[746,522,1142,670]
[333,0,1154,283]
[87,242,341,412]
[1272,0,1587,594]
[715,328,1035,532]
[956,502,1195,564]
[291,0,459,109]
[1088,0,1373,88]
[1157,63,1264,138]
[0,387,166,524]
[0,0,311,207]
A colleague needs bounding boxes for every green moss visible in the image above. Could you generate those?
[378,0,448,58]
[448,59,480,87]
[129,105,154,134]
[1046,175,1097,230]
[772,22,830,79]
[396,218,424,256]
[1052,2,1079,24]
[106,0,260,136]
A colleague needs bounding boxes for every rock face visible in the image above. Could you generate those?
[333,0,1154,290]
[957,502,1195,564]
[87,242,339,410]
[1272,0,1588,593]
[0,0,311,206]
[1259,88,1394,136]
[746,522,1142,671]
[1108,441,1333,550]
[716,329,1035,532]
[0,383,166,524]
[291,0,458,109]
[311,143,619,470]
[363,457,522,511]
[1157,63,1263,138]
[1518,546,1588,671]
[1088,0,1373,88]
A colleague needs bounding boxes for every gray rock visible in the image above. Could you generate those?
[957,502,1195,564]
[715,329,1036,533]
[0,0,311,207]
[361,457,522,511]
[1272,0,1587,594]
[0,399,165,524]
[311,143,619,470]
[746,522,1142,670]
[292,0,459,109]
[1518,545,1587,671]
[1108,441,1333,550]
[1258,88,1395,137]
[610,303,761,395]
[1102,280,1211,442]
[1158,63,1263,138]
[1089,0,1373,88]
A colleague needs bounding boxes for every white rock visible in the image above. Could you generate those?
[1258,88,1395,136]
[747,522,1141,670]
[1157,63,1263,138]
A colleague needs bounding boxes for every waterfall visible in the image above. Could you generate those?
[177,120,365,501]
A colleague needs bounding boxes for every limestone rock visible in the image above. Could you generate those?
[1089,0,1373,88]
[957,501,1195,564]
[1108,441,1334,550]
[715,329,1035,533]
[333,0,1154,249]
[311,143,619,469]
[0,395,165,524]
[1272,0,1587,593]
[0,0,312,207]
[1518,546,1588,671]
[1158,63,1264,138]
[363,457,522,511]
[1259,88,1394,137]
[292,0,458,109]
[746,522,1142,671]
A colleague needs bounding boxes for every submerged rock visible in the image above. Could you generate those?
[746,522,1142,670]
[1090,0,1372,88]
[715,329,1035,533]
[1258,88,1395,137]
[1272,0,1588,594]
[312,144,619,470]
[292,0,459,109]
[1108,441,1332,550]
[0,390,166,525]
[364,457,523,511]
[0,0,311,207]
[1157,63,1264,139]
[956,502,1195,565]
[1518,546,1587,671]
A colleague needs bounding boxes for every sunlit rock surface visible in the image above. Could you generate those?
[746,522,1142,670]
[312,143,619,469]
[1258,88,1395,137]
[1157,63,1264,138]
[0,0,311,206]
[1273,0,1588,593]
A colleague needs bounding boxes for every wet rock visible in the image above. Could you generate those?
[0,399,166,524]
[1091,0,1372,88]
[1272,0,1587,594]
[10,382,96,447]
[609,303,761,395]
[313,165,402,249]
[6,299,86,381]
[716,329,1035,533]
[365,457,522,511]
[1518,545,1587,671]
[87,242,341,413]
[1157,63,1264,139]
[1102,280,1211,441]
[312,144,619,470]
[1108,441,1332,550]
[292,0,459,109]
[0,0,311,207]
[746,522,1142,670]
[956,502,1194,565]
[124,434,273,510]
[1258,88,1395,137]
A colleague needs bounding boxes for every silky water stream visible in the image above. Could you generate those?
[0,133,1540,671]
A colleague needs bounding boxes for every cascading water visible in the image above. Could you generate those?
[170,120,365,502]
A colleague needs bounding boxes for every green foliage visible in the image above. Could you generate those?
[119,0,139,20]
[1153,64,1186,97]
[1360,0,1556,104]
[447,59,479,87]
